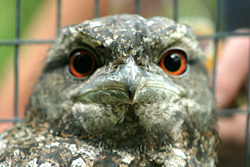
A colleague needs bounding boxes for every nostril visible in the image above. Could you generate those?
[128,89,135,103]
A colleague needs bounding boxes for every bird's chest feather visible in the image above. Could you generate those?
[0,125,159,166]
[0,123,217,167]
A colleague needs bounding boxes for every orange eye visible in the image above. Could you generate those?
[160,50,187,76]
[69,50,96,78]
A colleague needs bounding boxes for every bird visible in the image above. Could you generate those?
[0,14,219,167]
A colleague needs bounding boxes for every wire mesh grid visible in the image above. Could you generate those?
[0,0,250,166]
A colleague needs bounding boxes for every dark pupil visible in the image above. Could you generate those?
[164,54,181,72]
[73,52,93,74]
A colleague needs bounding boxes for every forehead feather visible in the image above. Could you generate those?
[53,14,201,62]
[69,15,179,56]
[75,14,178,38]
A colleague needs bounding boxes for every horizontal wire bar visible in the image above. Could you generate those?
[0,39,55,45]
[216,109,247,117]
[0,31,250,46]
[0,117,23,123]
[198,32,250,40]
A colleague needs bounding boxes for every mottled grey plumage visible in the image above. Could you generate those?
[0,14,219,166]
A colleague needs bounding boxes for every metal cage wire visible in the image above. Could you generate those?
[0,0,250,166]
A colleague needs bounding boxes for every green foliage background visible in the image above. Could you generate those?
[0,0,42,84]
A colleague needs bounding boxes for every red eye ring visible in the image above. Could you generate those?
[160,50,187,76]
[69,50,96,78]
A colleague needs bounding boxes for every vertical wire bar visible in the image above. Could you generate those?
[135,0,140,15]
[173,0,178,22]
[57,0,61,36]
[211,0,221,93]
[245,3,250,165]
[245,36,250,167]
[94,0,99,18]
[14,0,21,122]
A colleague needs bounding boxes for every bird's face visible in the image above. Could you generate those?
[26,15,216,147]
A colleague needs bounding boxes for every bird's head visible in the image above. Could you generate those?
[26,14,216,148]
